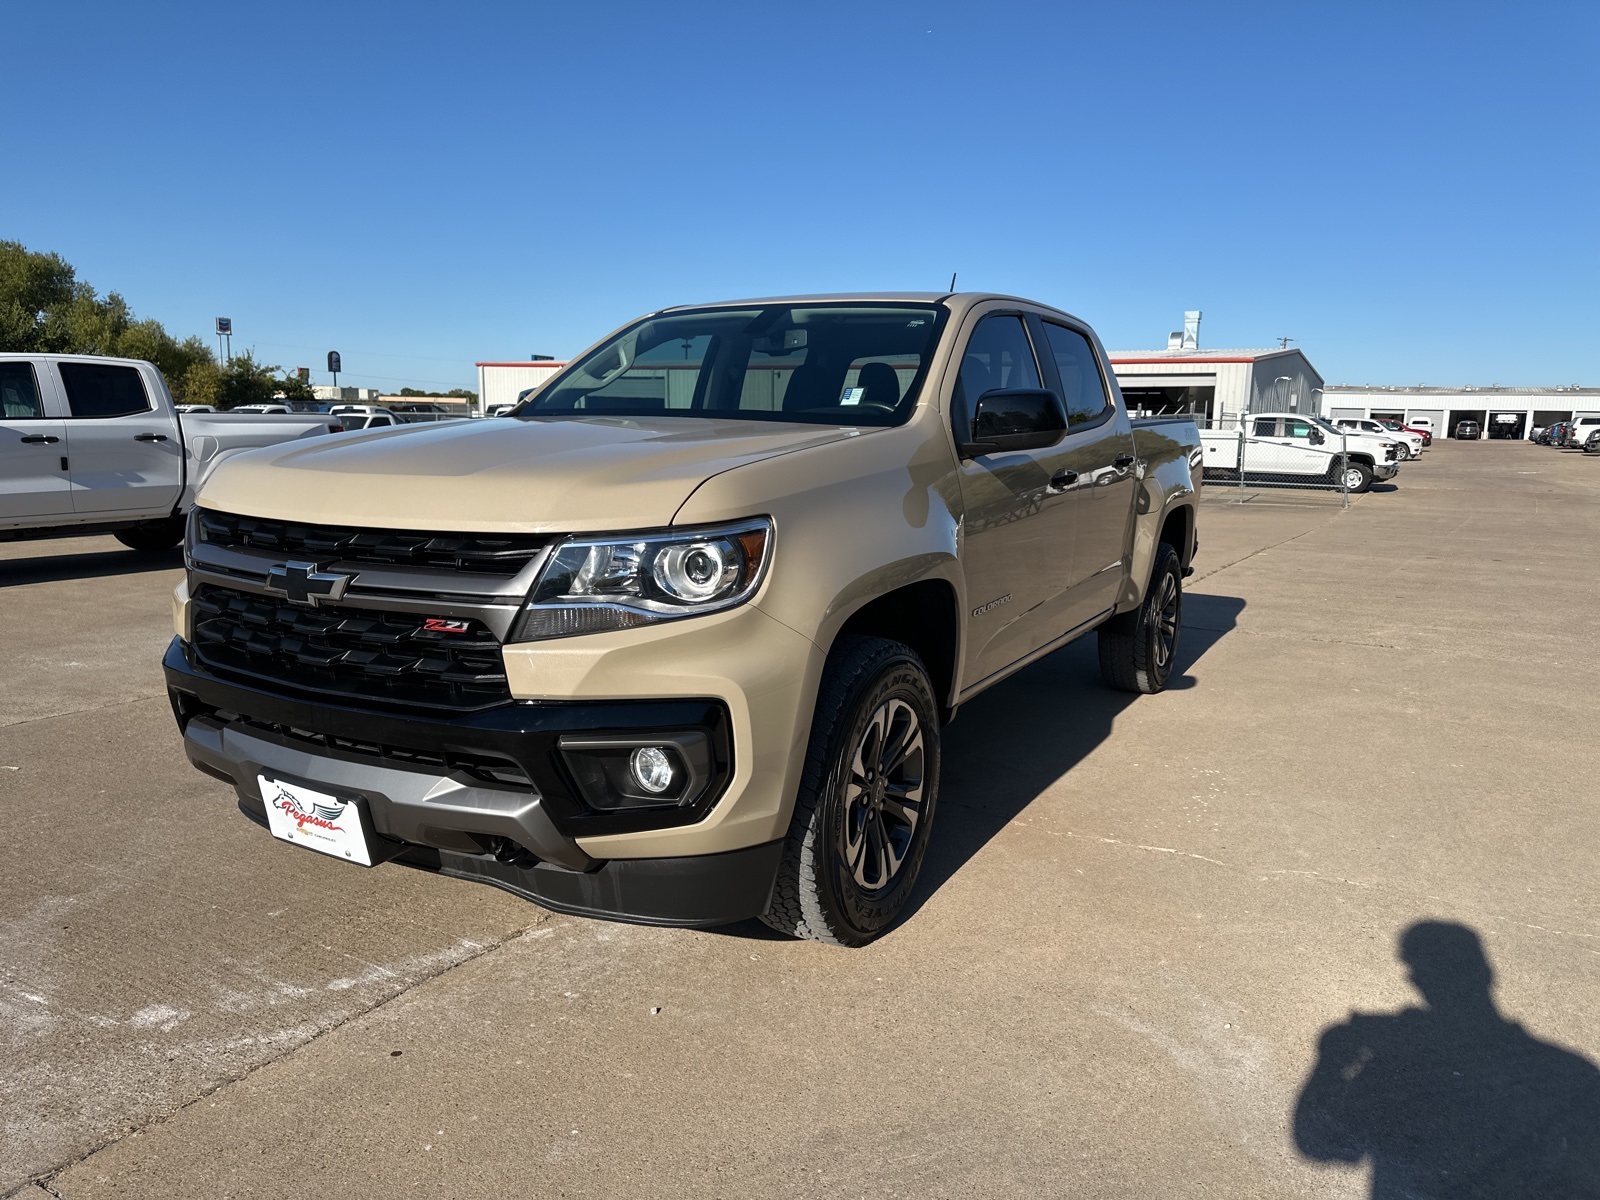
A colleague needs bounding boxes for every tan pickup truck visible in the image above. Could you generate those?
[164,293,1201,945]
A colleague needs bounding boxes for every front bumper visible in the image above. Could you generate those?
[164,638,783,927]
[1374,461,1400,480]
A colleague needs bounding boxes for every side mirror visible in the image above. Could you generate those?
[960,388,1066,458]
[1309,429,1325,445]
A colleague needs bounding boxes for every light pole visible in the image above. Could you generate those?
[1310,387,1326,419]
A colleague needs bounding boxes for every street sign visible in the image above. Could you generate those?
[297,367,310,382]
[216,317,232,335]
[327,351,342,374]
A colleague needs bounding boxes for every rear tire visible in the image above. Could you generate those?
[114,515,185,553]
[761,636,941,947]
[1098,542,1183,695]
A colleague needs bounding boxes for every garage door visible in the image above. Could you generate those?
[1407,408,1444,432]
[1330,407,1364,421]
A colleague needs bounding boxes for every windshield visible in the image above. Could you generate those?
[520,303,947,426]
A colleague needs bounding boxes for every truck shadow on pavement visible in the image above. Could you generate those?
[0,545,183,587]
[720,593,1246,942]
[901,591,1247,923]
[1292,920,1600,1197]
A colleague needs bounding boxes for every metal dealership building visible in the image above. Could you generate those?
[1317,385,1600,440]
[476,360,568,414]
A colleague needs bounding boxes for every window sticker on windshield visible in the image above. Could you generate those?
[840,387,865,406]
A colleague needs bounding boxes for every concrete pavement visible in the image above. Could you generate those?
[4,441,1597,1197]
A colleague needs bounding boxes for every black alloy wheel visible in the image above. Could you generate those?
[840,697,927,893]
[1098,541,1184,695]
[762,636,941,946]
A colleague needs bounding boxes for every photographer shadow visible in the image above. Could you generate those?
[1293,921,1600,1197]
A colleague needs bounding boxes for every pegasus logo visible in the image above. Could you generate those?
[264,561,353,606]
[269,784,346,833]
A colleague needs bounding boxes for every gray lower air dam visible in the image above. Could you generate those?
[181,716,591,871]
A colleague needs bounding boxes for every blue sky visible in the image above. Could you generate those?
[3,1,1595,392]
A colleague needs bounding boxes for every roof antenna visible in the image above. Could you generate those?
[949,272,957,292]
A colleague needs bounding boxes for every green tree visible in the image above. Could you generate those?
[0,240,220,401]
[215,352,280,410]
[178,360,224,408]
[274,370,318,406]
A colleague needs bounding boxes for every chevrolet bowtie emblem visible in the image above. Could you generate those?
[265,561,353,606]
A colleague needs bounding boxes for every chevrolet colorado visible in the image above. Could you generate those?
[1,354,341,551]
[164,293,1201,945]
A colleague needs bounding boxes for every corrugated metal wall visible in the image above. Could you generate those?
[477,364,566,412]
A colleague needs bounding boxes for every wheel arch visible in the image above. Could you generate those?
[828,579,962,724]
[1157,503,1194,569]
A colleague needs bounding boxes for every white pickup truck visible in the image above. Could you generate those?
[1199,413,1399,493]
[1,353,343,552]
[1335,417,1425,460]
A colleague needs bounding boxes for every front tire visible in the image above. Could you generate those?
[761,636,941,947]
[1098,542,1183,695]
[1340,461,1374,493]
[114,515,185,552]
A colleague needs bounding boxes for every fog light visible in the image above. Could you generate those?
[630,746,675,795]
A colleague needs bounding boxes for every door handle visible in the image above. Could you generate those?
[1113,453,1136,468]
[134,432,170,442]
[19,434,60,444]
[1049,469,1079,491]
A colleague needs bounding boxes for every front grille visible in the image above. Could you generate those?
[191,585,511,711]
[196,508,547,576]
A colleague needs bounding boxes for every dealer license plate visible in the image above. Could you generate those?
[259,776,374,866]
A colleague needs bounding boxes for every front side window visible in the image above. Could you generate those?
[525,304,944,427]
[1285,419,1314,439]
[0,362,45,419]
[953,315,1043,435]
[1040,323,1111,426]
[58,363,150,418]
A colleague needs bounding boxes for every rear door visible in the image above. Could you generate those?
[0,359,72,521]
[53,360,184,516]
[1034,318,1137,631]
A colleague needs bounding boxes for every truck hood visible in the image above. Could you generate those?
[195,415,863,533]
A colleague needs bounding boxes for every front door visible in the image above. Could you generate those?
[952,312,1079,687]
[0,360,73,522]
[1246,415,1330,476]
[53,361,184,517]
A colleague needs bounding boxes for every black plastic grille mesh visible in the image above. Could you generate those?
[196,508,546,575]
[191,585,510,710]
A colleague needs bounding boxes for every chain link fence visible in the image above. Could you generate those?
[1193,414,1380,507]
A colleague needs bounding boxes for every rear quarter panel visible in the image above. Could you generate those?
[1120,418,1201,610]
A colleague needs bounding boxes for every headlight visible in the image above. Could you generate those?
[511,518,772,641]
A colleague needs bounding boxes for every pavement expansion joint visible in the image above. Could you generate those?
[19,912,559,1196]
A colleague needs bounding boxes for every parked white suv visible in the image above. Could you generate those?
[1562,413,1600,448]
[1336,418,1424,460]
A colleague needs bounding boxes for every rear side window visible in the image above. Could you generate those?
[1039,324,1111,426]
[58,363,151,418]
[0,362,45,419]
[1253,417,1279,437]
